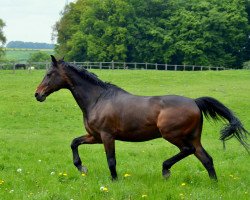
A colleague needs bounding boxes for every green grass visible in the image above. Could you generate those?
[3,48,54,62]
[0,69,249,200]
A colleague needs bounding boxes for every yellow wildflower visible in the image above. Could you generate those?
[181,183,186,186]
[63,173,67,176]
[81,173,86,177]
[124,173,131,177]
[100,186,108,192]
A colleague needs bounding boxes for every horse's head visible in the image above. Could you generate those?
[35,55,68,102]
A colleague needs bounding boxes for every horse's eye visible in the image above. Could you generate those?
[47,73,52,78]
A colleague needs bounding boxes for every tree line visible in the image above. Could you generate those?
[53,0,250,68]
[6,41,54,49]
[1,1,250,68]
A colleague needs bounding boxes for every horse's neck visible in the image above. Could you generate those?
[67,74,105,114]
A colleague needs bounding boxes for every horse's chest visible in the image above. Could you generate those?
[83,119,102,140]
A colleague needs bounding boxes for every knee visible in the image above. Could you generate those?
[71,138,78,149]
[203,151,214,165]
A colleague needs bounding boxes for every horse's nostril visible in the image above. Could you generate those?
[35,93,38,97]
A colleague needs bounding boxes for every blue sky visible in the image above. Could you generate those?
[0,0,75,44]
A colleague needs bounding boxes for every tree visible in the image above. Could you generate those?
[53,1,85,59]
[54,0,135,61]
[28,51,50,63]
[242,0,250,63]
[0,18,6,59]
[54,0,250,68]
[163,0,249,67]
[54,0,171,62]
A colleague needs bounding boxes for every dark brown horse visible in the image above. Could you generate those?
[15,63,26,70]
[35,56,249,180]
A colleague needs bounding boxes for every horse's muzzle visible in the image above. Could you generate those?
[35,92,46,102]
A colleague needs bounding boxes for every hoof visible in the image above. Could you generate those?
[162,169,171,179]
[111,176,118,181]
[210,176,218,182]
[78,165,88,174]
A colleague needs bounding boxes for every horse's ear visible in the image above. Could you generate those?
[50,55,57,67]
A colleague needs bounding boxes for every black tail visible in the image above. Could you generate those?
[195,97,249,152]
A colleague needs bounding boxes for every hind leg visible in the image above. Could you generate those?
[194,146,217,180]
[162,144,196,179]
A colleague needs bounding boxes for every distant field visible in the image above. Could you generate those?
[3,48,54,62]
[0,70,249,199]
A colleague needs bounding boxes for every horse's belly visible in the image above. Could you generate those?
[114,127,162,142]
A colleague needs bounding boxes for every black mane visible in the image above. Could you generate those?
[60,60,126,92]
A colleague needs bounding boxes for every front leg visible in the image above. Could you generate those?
[100,132,117,180]
[71,134,101,173]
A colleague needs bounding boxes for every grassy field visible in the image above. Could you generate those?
[3,48,54,62]
[0,69,249,200]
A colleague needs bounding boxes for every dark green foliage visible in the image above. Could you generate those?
[0,18,6,59]
[243,0,250,63]
[28,51,51,63]
[54,0,250,68]
[165,0,249,67]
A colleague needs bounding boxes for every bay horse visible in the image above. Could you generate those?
[15,63,26,70]
[35,56,249,180]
